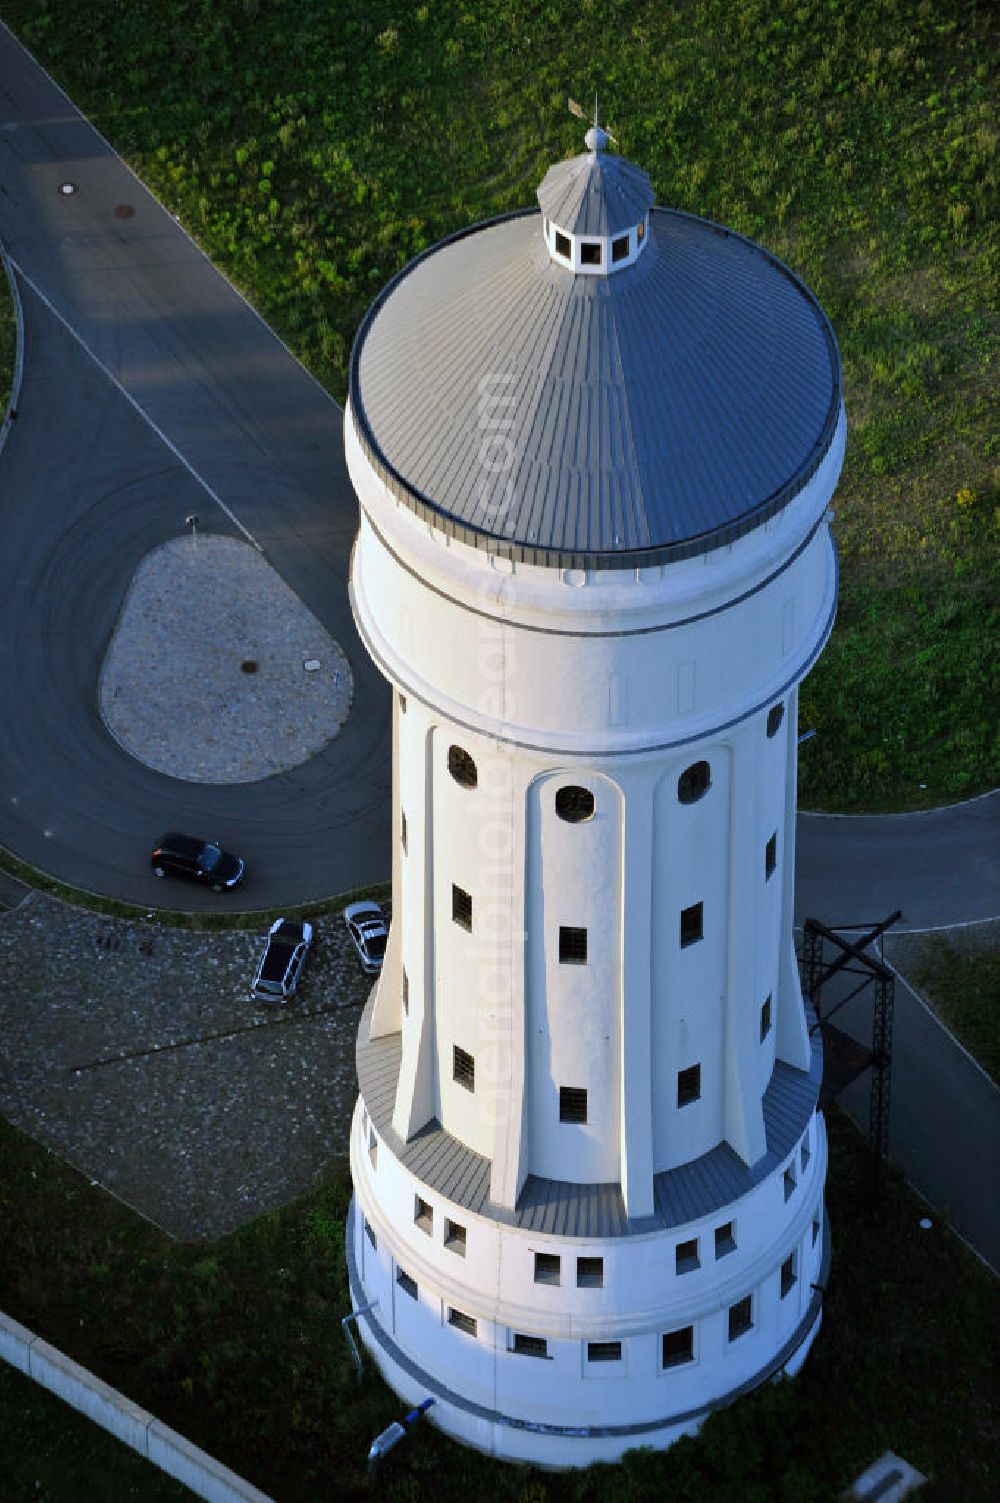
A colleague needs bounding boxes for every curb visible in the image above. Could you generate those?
[1,1307,275,1503]
[0,239,25,457]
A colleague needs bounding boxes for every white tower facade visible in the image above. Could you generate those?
[345,129,843,1467]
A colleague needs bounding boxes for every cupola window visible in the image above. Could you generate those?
[612,234,630,263]
[580,241,602,266]
[554,230,571,259]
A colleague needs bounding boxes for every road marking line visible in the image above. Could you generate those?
[8,256,264,552]
[894,915,1000,935]
[885,958,999,1094]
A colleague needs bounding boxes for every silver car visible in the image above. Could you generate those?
[344,900,388,974]
[251,917,313,1003]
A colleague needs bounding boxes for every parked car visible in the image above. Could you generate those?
[344,900,388,974]
[251,917,313,1003]
[150,832,245,892]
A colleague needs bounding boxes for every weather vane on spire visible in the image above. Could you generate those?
[568,93,618,152]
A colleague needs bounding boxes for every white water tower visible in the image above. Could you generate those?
[344,123,843,1467]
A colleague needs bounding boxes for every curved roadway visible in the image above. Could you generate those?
[0,24,997,1271]
[0,24,390,910]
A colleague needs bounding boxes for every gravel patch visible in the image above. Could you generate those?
[99,534,353,783]
[0,893,374,1239]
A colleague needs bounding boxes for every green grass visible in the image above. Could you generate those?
[0,1362,194,1503]
[1,1,997,809]
[0,1110,996,1501]
[0,252,16,421]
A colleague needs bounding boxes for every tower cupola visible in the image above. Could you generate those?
[536,114,654,275]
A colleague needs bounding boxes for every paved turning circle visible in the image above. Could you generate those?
[100,536,353,784]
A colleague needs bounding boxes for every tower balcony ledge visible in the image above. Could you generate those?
[355,991,822,1243]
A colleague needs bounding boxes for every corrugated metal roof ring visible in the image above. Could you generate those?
[348,206,842,572]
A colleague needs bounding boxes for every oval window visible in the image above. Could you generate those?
[766,704,785,738]
[448,745,478,788]
[555,786,595,823]
[677,760,711,804]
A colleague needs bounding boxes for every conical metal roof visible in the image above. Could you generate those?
[349,198,841,571]
[536,143,654,238]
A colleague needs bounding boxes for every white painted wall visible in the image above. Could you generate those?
[346,388,841,1463]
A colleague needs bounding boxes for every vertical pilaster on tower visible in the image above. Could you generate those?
[618,787,655,1218]
[344,120,843,1467]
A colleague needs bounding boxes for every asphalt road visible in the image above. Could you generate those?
[0,23,391,910]
[798,795,1000,933]
[820,961,999,1271]
[0,25,997,1270]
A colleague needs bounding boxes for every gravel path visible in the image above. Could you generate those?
[99,535,352,783]
[0,893,374,1239]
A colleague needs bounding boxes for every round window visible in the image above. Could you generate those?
[555,785,595,823]
[448,745,478,788]
[677,760,711,804]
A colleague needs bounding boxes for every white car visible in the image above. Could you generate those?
[251,917,313,1003]
[344,900,388,974]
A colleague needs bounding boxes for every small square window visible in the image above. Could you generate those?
[784,1165,796,1202]
[587,1341,621,1363]
[680,901,703,948]
[396,1268,418,1300]
[452,883,473,931]
[414,1195,433,1235]
[728,1294,753,1342]
[559,925,588,963]
[580,240,602,266]
[715,1222,736,1259]
[636,219,645,243]
[402,967,409,1016]
[534,1252,561,1286]
[662,1326,693,1368]
[577,1257,603,1289]
[812,1215,821,1246]
[445,1219,467,1255]
[399,693,407,714]
[611,234,630,263]
[780,1253,797,1299]
[760,994,772,1042]
[554,230,571,259]
[453,1045,475,1092]
[765,833,777,880]
[364,1217,377,1252]
[401,810,408,853]
[677,1064,701,1108]
[559,1086,588,1124]
[512,1333,548,1358]
[675,1238,700,1275]
[449,1307,477,1337]
[801,1140,811,1174]
[368,1129,378,1170]
[766,702,784,737]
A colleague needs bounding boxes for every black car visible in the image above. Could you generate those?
[150,832,245,892]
